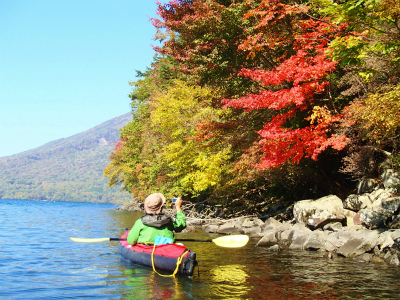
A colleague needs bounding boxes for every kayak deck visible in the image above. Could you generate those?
[118,231,197,277]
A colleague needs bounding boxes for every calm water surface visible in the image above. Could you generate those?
[1,199,399,299]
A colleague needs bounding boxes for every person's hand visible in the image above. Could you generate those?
[175,197,182,212]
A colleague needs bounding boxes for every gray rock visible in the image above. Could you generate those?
[388,229,400,240]
[241,226,261,237]
[372,196,400,216]
[242,218,264,228]
[377,231,396,251]
[382,169,400,189]
[357,178,376,194]
[388,254,400,266]
[261,217,282,231]
[344,194,373,211]
[369,188,394,203]
[293,195,345,226]
[262,221,292,241]
[303,230,327,251]
[353,253,371,263]
[323,222,343,232]
[324,230,353,252]
[256,231,278,247]
[266,244,280,252]
[217,222,242,234]
[337,230,380,258]
[283,223,312,250]
[354,209,387,229]
[289,235,310,250]
[204,224,219,233]
[251,173,400,268]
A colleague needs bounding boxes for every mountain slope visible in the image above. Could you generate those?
[0,113,132,203]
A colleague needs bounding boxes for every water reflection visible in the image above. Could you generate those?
[210,264,250,298]
[121,266,185,299]
[105,209,143,236]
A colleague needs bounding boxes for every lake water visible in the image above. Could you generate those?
[1,199,400,299]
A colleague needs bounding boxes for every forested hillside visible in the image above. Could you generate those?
[105,0,400,215]
[0,113,132,203]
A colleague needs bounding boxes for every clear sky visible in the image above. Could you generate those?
[0,0,166,157]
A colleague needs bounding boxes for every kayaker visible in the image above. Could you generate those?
[127,193,186,245]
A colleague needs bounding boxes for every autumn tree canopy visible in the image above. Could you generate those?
[105,0,400,210]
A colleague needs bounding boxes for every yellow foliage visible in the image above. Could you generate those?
[307,105,333,125]
[150,80,215,140]
[148,80,232,196]
[346,84,400,144]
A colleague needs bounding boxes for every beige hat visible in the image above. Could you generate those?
[144,193,166,214]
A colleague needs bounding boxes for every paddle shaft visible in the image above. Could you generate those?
[109,238,212,243]
[71,234,248,247]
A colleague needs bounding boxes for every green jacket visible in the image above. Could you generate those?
[127,211,186,245]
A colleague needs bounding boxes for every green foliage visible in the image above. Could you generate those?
[312,0,400,71]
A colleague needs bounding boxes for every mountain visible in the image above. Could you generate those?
[0,113,132,203]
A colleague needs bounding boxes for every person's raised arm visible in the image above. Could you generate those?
[173,197,186,231]
[175,197,182,212]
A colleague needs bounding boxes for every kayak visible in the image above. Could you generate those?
[118,230,197,277]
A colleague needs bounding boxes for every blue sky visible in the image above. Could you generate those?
[0,0,166,157]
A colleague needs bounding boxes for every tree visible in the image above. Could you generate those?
[223,0,349,169]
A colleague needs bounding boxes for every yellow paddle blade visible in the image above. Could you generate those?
[70,237,111,243]
[212,235,249,248]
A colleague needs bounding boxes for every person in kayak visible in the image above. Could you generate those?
[127,193,186,245]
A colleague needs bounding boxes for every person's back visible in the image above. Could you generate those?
[127,193,186,245]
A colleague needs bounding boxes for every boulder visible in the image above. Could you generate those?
[204,224,219,233]
[354,208,387,229]
[256,231,278,247]
[242,218,264,228]
[261,217,282,232]
[324,230,353,252]
[239,217,264,237]
[353,253,372,263]
[337,230,380,258]
[372,196,400,217]
[241,226,262,237]
[217,221,242,234]
[369,188,394,203]
[343,194,373,211]
[388,229,400,240]
[382,169,400,189]
[285,223,312,250]
[293,195,346,228]
[357,178,376,194]
[387,254,400,266]
[261,219,292,240]
[377,232,395,251]
[303,230,327,251]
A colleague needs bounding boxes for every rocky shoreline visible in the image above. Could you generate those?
[119,168,400,268]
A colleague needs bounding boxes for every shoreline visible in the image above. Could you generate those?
[118,186,400,268]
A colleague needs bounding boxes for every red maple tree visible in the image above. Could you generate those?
[223,2,349,169]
